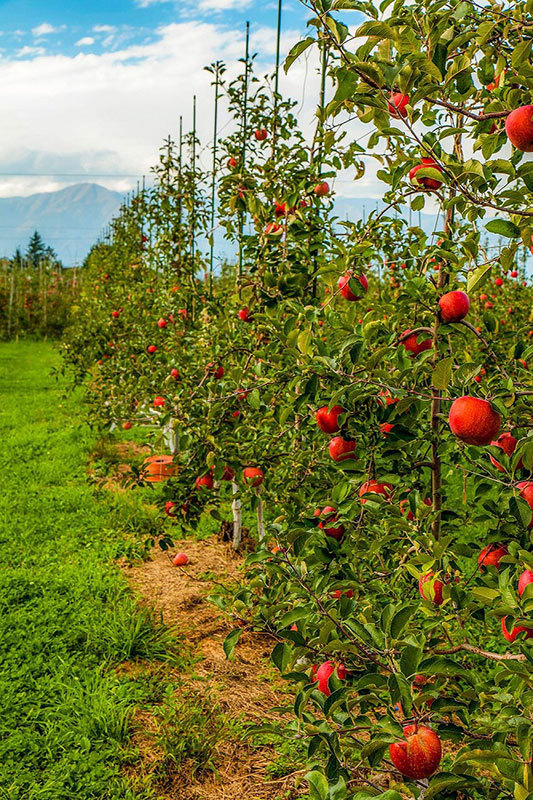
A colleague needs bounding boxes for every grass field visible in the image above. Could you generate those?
[0,340,181,800]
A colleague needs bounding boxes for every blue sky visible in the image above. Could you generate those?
[0,0,307,59]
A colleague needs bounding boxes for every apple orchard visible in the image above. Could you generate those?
[60,0,533,797]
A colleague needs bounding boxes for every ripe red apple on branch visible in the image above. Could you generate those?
[505,105,533,151]
[243,467,264,487]
[389,725,442,779]
[254,128,268,141]
[419,572,445,605]
[409,158,443,190]
[328,436,357,462]
[359,480,393,504]
[438,290,470,322]
[400,329,432,356]
[489,432,521,472]
[337,273,368,301]
[315,404,344,433]
[315,660,346,696]
[387,92,409,118]
[478,544,508,571]
[517,481,533,527]
[317,506,344,540]
[195,473,214,491]
[448,397,501,445]
[313,181,330,197]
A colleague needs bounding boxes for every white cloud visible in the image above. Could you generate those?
[17,46,46,58]
[135,0,171,6]
[75,37,95,47]
[93,25,117,33]
[197,0,252,9]
[32,23,60,37]
[0,21,324,199]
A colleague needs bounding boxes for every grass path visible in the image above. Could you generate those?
[0,341,304,800]
[0,341,174,800]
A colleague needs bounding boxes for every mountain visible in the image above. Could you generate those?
[0,184,123,266]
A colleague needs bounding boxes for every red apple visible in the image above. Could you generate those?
[501,616,533,642]
[196,474,214,491]
[400,329,432,356]
[153,396,165,408]
[313,181,330,197]
[274,201,287,217]
[338,273,368,301]
[409,158,443,190]
[157,318,168,329]
[359,480,393,504]
[448,396,501,446]
[173,552,189,566]
[389,725,442,779]
[243,467,264,487]
[495,277,503,287]
[478,544,508,571]
[317,506,345,540]
[227,156,238,169]
[438,290,470,322]
[315,404,344,433]
[505,105,533,151]
[254,128,268,141]
[510,270,518,278]
[265,222,283,235]
[519,569,533,596]
[238,307,251,322]
[170,368,179,380]
[165,500,176,517]
[332,588,354,599]
[147,345,158,354]
[122,421,132,430]
[387,92,409,118]
[400,497,431,520]
[111,310,120,319]
[328,437,357,462]
[316,660,345,696]
[221,465,235,481]
[489,432,521,472]
[517,481,533,527]
[419,572,444,605]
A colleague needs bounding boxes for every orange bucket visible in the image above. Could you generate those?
[142,455,177,483]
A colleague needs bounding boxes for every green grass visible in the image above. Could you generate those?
[0,341,182,800]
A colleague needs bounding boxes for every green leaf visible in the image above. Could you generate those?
[432,356,453,390]
[305,770,329,800]
[272,642,292,673]
[248,388,260,410]
[467,262,492,293]
[390,604,416,638]
[223,628,242,660]
[354,20,395,39]
[425,773,480,799]
[284,37,315,73]
[297,329,312,356]
[510,495,532,528]
[399,645,423,679]
[485,219,521,238]
[279,607,311,628]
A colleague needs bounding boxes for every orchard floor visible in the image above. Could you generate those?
[0,340,304,800]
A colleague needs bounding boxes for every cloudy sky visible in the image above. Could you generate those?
[0,0,341,198]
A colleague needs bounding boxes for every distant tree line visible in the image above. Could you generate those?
[9,231,63,270]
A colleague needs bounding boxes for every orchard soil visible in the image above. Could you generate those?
[102,451,306,799]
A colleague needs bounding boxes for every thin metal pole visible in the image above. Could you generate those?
[238,22,250,294]
[191,96,197,266]
[209,65,221,299]
[274,0,282,98]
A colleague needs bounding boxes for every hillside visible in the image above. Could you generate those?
[0,184,123,266]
